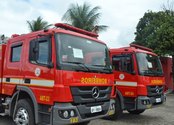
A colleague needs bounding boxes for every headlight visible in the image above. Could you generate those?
[70,110,75,117]
[58,109,77,119]
[63,111,69,118]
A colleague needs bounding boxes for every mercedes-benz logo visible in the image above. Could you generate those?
[155,86,160,94]
[92,87,100,99]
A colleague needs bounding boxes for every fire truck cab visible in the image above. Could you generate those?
[0,23,115,125]
[110,44,166,118]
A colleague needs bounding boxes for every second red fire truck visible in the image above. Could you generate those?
[110,44,166,119]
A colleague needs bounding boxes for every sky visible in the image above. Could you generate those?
[0,0,167,48]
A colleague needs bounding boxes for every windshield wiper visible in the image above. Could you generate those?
[141,70,163,76]
[141,70,154,76]
[91,64,113,73]
[91,64,105,67]
[152,71,163,76]
[65,61,112,73]
[65,61,90,72]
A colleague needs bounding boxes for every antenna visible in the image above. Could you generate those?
[130,44,153,52]
[54,23,98,38]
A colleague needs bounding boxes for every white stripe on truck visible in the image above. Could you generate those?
[2,78,54,87]
[24,79,54,87]
[115,81,137,87]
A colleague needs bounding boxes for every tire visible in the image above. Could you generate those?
[127,109,145,114]
[75,121,90,125]
[0,99,4,113]
[108,98,123,120]
[0,105,4,113]
[13,99,35,125]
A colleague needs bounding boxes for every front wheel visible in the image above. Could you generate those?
[13,99,35,125]
[108,98,123,120]
[75,121,90,125]
[127,109,145,114]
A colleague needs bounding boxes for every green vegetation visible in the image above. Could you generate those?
[62,2,108,33]
[27,16,52,32]
[133,8,174,82]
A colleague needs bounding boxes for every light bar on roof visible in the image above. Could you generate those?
[54,23,98,38]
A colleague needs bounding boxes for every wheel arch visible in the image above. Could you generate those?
[116,89,125,110]
[9,86,39,124]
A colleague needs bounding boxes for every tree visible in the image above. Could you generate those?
[133,10,174,85]
[162,0,174,12]
[27,16,52,32]
[62,2,108,33]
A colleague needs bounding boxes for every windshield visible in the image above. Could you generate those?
[55,33,112,73]
[136,53,163,76]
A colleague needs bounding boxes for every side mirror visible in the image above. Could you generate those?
[130,70,136,75]
[47,62,54,68]
[29,41,39,63]
[33,47,39,53]
[33,46,39,62]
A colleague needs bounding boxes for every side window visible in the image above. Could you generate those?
[123,55,133,73]
[112,54,134,73]
[29,37,51,66]
[37,41,49,64]
[112,56,122,71]
[11,44,22,62]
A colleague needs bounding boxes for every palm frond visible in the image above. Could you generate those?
[62,2,107,33]
[27,16,52,32]
[92,25,108,33]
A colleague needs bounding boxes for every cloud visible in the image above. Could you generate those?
[0,0,165,48]
[99,28,120,48]
[86,0,165,48]
[39,9,61,24]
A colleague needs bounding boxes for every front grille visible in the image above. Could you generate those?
[71,86,111,104]
[147,85,164,97]
[71,86,111,119]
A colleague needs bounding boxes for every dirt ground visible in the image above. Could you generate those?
[90,94,174,125]
[0,94,173,125]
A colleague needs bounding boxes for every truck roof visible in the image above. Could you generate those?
[7,23,106,45]
[110,44,157,56]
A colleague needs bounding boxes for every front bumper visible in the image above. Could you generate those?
[52,99,115,125]
[136,94,166,110]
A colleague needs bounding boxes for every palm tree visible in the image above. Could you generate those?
[27,16,52,32]
[62,2,108,34]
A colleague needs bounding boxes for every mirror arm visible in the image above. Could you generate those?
[47,62,54,68]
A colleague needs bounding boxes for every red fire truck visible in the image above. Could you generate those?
[110,44,166,118]
[0,23,115,125]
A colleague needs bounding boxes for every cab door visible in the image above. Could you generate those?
[23,35,55,104]
[112,53,138,98]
